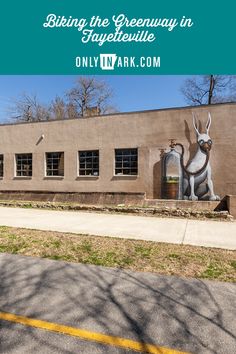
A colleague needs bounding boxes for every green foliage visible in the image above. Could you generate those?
[135,245,152,258]
[168,253,181,259]
[230,261,236,270]
[200,263,224,279]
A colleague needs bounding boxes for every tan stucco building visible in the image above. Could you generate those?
[0,102,235,203]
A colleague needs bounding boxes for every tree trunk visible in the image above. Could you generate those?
[208,75,215,104]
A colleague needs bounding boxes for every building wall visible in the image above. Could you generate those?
[0,103,235,199]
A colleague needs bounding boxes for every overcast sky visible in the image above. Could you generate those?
[0,75,192,122]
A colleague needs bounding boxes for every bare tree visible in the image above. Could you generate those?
[67,77,116,117]
[181,75,236,105]
[8,77,117,123]
[10,93,51,122]
[66,102,78,119]
[49,96,67,120]
[49,97,84,120]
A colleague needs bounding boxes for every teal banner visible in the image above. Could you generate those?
[0,0,235,74]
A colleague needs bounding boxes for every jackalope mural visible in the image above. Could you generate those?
[161,112,220,201]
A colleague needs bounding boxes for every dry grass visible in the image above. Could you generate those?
[0,226,235,282]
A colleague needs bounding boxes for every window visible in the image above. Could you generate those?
[115,148,138,175]
[0,155,3,177]
[79,150,99,176]
[15,154,32,177]
[46,152,64,176]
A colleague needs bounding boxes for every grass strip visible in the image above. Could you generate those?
[0,225,235,282]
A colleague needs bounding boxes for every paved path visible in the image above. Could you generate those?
[0,206,235,250]
[0,253,235,354]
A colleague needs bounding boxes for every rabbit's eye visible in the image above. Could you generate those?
[199,140,204,145]
[208,139,212,145]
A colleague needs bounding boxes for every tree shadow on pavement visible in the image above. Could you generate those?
[0,253,235,354]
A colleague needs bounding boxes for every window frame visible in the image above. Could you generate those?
[15,153,33,177]
[45,151,64,177]
[114,148,138,176]
[78,150,99,177]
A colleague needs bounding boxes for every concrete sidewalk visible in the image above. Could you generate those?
[0,206,235,250]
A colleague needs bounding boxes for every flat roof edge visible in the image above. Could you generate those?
[0,102,235,127]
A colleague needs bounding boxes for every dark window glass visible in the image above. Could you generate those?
[115,149,138,175]
[0,155,3,177]
[79,150,99,176]
[46,152,64,176]
[15,154,32,177]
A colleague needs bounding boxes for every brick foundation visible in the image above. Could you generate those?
[0,191,145,206]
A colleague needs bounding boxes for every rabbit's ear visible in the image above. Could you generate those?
[192,113,200,136]
[206,112,212,134]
